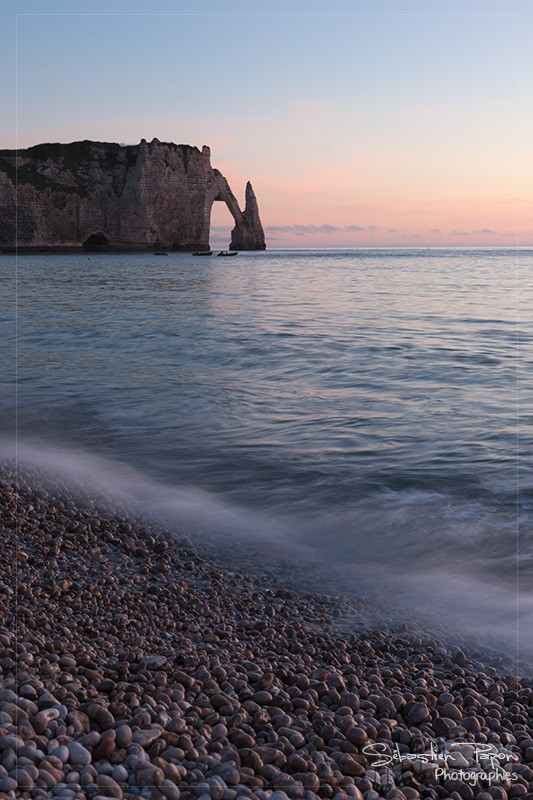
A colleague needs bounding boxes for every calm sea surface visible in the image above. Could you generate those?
[1,249,532,645]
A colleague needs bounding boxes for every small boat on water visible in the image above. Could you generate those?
[192,250,213,256]
[217,250,238,257]
[153,251,168,256]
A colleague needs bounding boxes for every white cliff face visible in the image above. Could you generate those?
[0,139,266,251]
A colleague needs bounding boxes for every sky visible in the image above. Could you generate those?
[2,0,532,248]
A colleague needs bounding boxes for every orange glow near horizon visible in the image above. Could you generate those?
[210,159,531,248]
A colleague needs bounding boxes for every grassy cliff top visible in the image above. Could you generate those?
[0,139,207,191]
[0,139,203,160]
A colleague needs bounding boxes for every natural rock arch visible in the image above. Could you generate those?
[211,171,266,251]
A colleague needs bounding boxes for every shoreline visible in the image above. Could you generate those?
[1,462,532,800]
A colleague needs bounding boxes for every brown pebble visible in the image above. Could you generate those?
[137,766,164,786]
[346,726,368,747]
[93,729,116,760]
[96,773,123,798]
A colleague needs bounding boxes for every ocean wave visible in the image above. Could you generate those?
[2,437,531,656]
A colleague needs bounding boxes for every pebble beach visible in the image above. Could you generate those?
[1,462,532,800]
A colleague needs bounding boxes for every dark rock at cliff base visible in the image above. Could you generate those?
[83,232,111,252]
[0,138,266,252]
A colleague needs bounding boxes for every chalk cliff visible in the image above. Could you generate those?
[0,139,266,252]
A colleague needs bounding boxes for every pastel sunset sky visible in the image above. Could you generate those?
[2,0,532,248]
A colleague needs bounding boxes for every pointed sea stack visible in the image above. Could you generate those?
[230,181,266,251]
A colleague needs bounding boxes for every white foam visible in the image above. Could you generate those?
[2,436,531,657]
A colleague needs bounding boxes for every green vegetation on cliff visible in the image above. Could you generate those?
[0,140,138,194]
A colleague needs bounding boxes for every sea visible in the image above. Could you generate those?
[1,248,531,655]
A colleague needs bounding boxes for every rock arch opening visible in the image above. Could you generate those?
[210,199,235,250]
